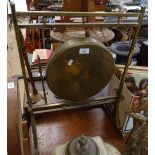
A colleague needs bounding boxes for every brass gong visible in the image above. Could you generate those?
[46,38,114,101]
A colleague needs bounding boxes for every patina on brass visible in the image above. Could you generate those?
[65,135,99,155]
[46,38,115,101]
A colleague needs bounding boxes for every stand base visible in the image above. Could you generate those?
[30,93,43,103]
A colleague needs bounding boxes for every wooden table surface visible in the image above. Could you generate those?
[34,108,129,154]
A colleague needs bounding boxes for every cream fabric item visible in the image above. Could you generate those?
[52,136,121,155]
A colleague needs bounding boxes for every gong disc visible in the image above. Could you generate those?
[46,38,114,101]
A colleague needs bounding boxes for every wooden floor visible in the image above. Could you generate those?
[35,108,128,155]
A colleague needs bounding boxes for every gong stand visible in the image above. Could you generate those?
[10,2,145,155]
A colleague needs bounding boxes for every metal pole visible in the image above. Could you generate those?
[32,96,117,111]
[33,99,116,115]
[37,55,47,104]
[115,7,146,128]
[10,3,39,155]
[16,11,140,17]
[10,2,30,99]
[19,30,38,96]
[42,28,45,48]
[18,22,139,29]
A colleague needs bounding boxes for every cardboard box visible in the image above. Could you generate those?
[108,68,147,136]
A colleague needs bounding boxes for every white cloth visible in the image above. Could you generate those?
[51,136,121,155]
